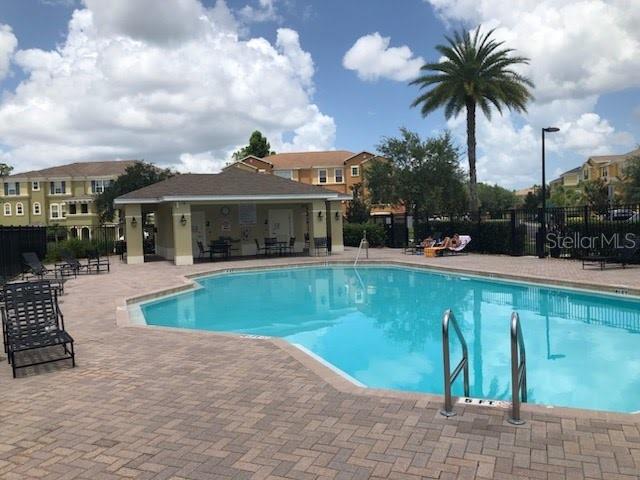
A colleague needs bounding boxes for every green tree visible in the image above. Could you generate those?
[549,185,583,207]
[232,130,275,160]
[477,183,518,214]
[622,155,640,203]
[375,129,468,222]
[410,27,534,213]
[364,158,398,205]
[522,186,542,209]
[581,179,610,212]
[345,183,370,224]
[96,161,174,222]
[0,162,13,177]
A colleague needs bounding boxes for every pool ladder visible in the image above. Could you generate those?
[440,310,528,424]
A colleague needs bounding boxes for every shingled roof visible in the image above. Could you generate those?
[114,168,351,204]
[9,160,139,179]
[262,151,356,169]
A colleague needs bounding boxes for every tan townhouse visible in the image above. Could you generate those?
[581,147,640,199]
[1,160,136,238]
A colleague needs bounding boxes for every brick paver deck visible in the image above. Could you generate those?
[1,250,639,479]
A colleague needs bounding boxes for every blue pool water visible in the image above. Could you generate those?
[140,265,640,413]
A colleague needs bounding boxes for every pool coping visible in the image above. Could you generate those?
[115,258,640,425]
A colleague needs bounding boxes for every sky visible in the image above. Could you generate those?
[0,0,638,189]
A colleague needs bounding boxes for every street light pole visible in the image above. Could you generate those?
[539,127,560,259]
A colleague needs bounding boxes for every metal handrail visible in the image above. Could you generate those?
[508,312,527,425]
[441,309,469,417]
[353,231,369,266]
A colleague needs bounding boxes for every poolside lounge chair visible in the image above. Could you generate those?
[56,250,94,277]
[443,235,472,255]
[87,248,110,273]
[2,280,75,378]
[582,235,640,270]
[21,252,64,293]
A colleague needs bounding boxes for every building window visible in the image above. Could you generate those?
[351,166,360,177]
[318,169,327,184]
[32,181,40,191]
[3,203,11,216]
[50,181,66,195]
[583,168,589,180]
[50,203,60,219]
[33,202,41,215]
[275,170,293,180]
[69,204,77,215]
[81,203,89,214]
[91,179,111,194]
[335,168,343,183]
[600,167,608,179]
[61,203,67,218]
[3,182,20,196]
[16,202,24,216]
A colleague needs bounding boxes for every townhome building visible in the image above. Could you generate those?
[0,160,136,238]
[581,147,640,199]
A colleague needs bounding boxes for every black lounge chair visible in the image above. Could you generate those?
[21,252,64,293]
[87,248,110,273]
[2,280,75,378]
[56,250,94,276]
[582,235,640,270]
[284,237,296,255]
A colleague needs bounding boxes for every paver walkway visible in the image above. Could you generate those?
[1,250,639,479]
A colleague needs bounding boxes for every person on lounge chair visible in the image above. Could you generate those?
[427,234,471,255]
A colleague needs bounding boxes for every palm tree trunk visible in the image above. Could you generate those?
[466,99,479,214]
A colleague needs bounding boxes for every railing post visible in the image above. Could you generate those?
[508,312,526,425]
[440,309,469,418]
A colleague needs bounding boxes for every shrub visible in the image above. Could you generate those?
[44,238,114,263]
[343,222,386,247]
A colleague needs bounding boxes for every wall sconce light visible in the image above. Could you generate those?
[334,211,340,220]
[317,211,323,219]
[180,214,187,226]
[130,217,137,227]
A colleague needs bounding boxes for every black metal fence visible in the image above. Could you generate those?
[415,204,640,258]
[0,226,47,281]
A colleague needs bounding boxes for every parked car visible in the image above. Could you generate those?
[603,209,639,222]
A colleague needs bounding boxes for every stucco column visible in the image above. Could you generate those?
[172,202,193,265]
[124,204,144,264]
[327,201,344,253]
[307,200,327,256]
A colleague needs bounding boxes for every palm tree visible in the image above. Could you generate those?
[411,27,534,213]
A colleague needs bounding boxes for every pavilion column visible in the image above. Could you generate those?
[307,200,327,256]
[124,204,144,264]
[172,202,193,265]
[327,201,344,253]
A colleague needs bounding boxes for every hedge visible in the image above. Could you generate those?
[45,238,115,263]
[343,223,386,247]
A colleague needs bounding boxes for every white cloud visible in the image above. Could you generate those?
[0,24,18,81]
[424,0,640,187]
[0,0,335,172]
[343,32,424,82]
[172,151,229,173]
[238,0,280,23]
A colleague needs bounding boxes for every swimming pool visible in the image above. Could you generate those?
[139,265,640,413]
